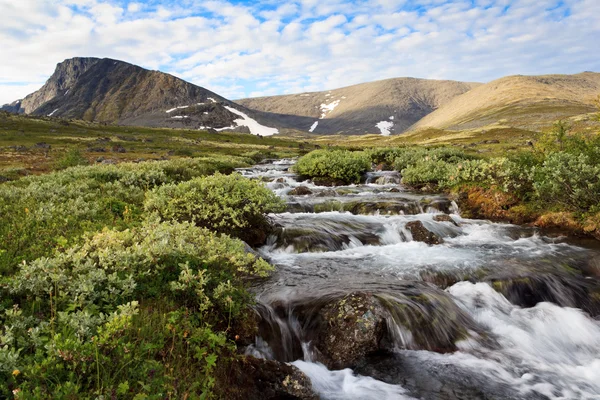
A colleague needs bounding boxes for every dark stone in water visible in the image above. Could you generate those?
[433,214,459,226]
[275,177,286,183]
[355,353,548,400]
[406,220,443,244]
[289,186,313,196]
[315,189,337,197]
[312,176,347,187]
[486,271,600,317]
[219,356,318,400]
[389,187,401,193]
[316,293,388,369]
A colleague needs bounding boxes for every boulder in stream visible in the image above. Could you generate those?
[289,186,313,196]
[316,292,389,369]
[218,356,318,400]
[406,220,444,244]
[311,176,347,187]
[433,214,459,226]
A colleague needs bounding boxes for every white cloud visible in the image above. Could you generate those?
[0,0,599,105]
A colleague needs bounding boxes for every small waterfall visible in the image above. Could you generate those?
[237,159,600,400]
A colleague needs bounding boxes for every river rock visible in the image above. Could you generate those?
[312,176,347,187]
[315,292,389,369]
[485,265,600,317]
[406,220,443,244]
[219,356,318,400]
[433,214,459,226]
[289,186,313,196]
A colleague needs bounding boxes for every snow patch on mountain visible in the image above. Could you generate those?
[223,106,279,136]
[376,120,394,136]
[48,108,59,117]
[309,121,319,133]
[320,100,340,119]
[166,105,189,113]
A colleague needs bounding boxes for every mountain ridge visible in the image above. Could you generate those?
[3,57,598,136]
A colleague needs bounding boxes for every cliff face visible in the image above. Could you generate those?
[17,58,101,114]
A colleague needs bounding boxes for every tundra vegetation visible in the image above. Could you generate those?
[1,105,600,398]
[0,113,299,398]
[294,120,600,238]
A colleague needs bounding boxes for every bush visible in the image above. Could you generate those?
[533,151,600,212]
[55,149,89,170]
[401,159,453,186]
[293,149,371,184]
[0,157,248,274]
[144,173,285,244]
[444,156,535,197]
[0,220,271,398]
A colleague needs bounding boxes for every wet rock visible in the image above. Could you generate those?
[275,177,286,183]
[289,186,313,196]
[218,356,318,400]
[311,176,347,187]
[485,267,600,317]
[316,293,389,369]
[433,214,459,226]
[314,189,337,197]
[406,220,443,244]
[389,187,400,193]
[374,163,393,171]
[355,353,545,400]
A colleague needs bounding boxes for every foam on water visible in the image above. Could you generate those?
[426,282,600,399]
[292,361,416,400]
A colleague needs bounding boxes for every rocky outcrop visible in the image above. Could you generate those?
[289,186,313,195]
[433,214,459,226]
[406,220,443,244]
[315,293,389,369]
[218,356,318,400]
[17,57,100,114]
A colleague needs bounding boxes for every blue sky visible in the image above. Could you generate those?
[0,0,599,104]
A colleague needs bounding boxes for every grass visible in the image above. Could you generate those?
[0,111,313,178]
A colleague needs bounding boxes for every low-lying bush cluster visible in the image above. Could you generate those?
[0,154,284,398]
[0,156,249,273]
[1,220,271,398]
[144,173,285,245]
[293,149,371,184]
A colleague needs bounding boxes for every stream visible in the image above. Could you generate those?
[237,159,600,400]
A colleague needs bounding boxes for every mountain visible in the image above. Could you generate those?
[235,78,480,135]
[5,58,597,137]
[2,57,293,136]
[410,72,600,132]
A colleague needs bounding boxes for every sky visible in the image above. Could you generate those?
[0,0,599,105]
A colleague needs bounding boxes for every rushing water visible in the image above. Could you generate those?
[237,159,600,400]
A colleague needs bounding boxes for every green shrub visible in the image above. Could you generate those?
[0,157,248,274]
[0,220,271,398]
[55,148,89,170]
[393,146,472,172]
[401,159,453,186]
[533,151,600,212]
[293,149,371,184]
[144,173,285,244]
[444,156,535,197]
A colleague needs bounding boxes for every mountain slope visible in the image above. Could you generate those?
[235,78,480,135]
[410,72,600,132]
[2,58,290,136]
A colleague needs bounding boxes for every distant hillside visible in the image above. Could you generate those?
[1,58,292,136]
[236,78,479,135]
[410,72,600,132]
